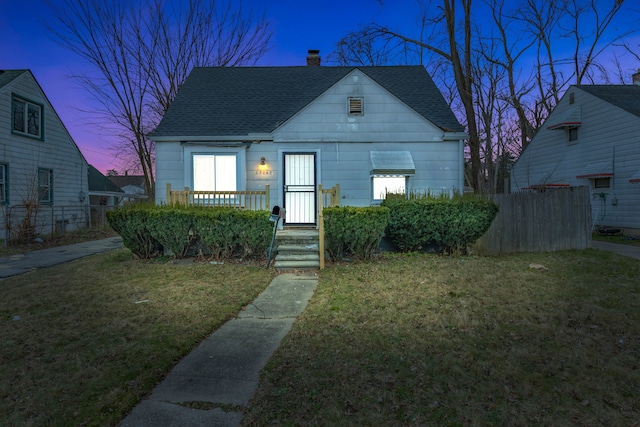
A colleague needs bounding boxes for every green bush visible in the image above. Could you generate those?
[108,206,271,260]
[324,206,390,260]
[106,206,162,259]
[193,208,271,259]
[382,194,498,254]
[146,209,197,258]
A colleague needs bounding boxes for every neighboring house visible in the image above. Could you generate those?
[108,172,147,204]
[151,51,467,226]
[0,69,89,241]
[88,165,125,226]
[511,71,640,231]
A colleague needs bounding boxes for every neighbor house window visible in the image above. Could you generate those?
[594,177,610,189]
[372,175,406,201]
[348,97,364,116]
[38,168,53,203]
[12,95,43,139]
[193,154,237,192]
[0,164,8,204]
[567,127,578,143]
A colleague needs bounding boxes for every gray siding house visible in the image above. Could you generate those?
[511,73,640,231]
[0,70,89,241]
[151,52,467,225]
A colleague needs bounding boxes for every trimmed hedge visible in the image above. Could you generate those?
[324,206,390,260]
[382,195,498,254]
[107,206,271,260]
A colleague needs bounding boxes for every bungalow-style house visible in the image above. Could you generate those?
[0,69,89,241]
[151,51,467,226]
[510,71,640,231]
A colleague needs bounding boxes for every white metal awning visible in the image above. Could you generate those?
[576,161,613,179]
[370,151,415,175]
[630,169,640,183]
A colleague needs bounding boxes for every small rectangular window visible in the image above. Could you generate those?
[38,168,53,203]
[348,97,363,115]
[12,95,43,139]
[594,177,610,189]
[567,127,578,143]
[372,175,406,201]
[0,164,8,204]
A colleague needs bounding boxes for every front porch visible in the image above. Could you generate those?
[165,183,339,269]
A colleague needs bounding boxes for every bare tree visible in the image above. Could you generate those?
[331,0,639,192]
[44,0,272,201]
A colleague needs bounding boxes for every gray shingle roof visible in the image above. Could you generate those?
[576,84,640,118]
[0,70,28,89]
[88,165,124,193]
[151,65,464,138]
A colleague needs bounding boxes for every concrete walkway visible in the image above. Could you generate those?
[119,273,318,427]
[0,237,124,278]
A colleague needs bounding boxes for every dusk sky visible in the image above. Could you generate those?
[1,0,639,174]
[0,0,403,174]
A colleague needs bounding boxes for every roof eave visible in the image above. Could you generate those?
[151,133,274,143]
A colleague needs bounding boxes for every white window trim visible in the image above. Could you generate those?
[371,174,409,203]
[183,146,246,191]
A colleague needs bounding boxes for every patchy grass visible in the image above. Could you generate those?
[243,250,640,426]
[0,249,274,426]
[592,231,640,247]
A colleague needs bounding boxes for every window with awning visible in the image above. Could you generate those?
[547,106,582,130]
[576,161,613,179]
[370,151,415,201]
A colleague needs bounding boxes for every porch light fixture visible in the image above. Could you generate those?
[260,157,266,166]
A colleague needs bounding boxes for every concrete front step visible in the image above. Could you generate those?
[274,229,321,271]
[273,260,321,271]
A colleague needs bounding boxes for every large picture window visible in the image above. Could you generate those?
[0,164,8,204]
[193,154,237,191]
[38,168,53,203]
[12,95,43,139]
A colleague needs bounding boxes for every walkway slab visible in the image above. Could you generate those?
[119,273,318,427]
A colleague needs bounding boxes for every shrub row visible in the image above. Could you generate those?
[382,195,499,254]
[106,205,272,260]
[324,206,390,261]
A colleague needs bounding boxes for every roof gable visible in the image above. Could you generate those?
[575,84,640,118]
[151,66,463,139]
[0,69,28,89]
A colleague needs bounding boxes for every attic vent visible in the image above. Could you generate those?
[348,97,364,115]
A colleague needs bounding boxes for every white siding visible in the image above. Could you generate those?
[511,87,640,229]
[0,71,88,240]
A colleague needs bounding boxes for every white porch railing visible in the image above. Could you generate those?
[166,183,270,210]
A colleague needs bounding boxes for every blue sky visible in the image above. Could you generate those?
[0,0,407,173]
[1,0,638,173]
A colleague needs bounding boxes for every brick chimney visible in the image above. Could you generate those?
[306,49,321,66]
[633,69,640,85]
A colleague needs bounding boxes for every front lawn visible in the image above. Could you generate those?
[243,250,640,426]
[0,250,273,426]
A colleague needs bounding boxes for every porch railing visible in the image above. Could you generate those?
[166,183,270,210]
[321,183,340,208]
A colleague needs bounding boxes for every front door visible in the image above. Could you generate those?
[283,153,316,225]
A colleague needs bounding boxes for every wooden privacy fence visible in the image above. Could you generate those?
[474,186,592,255]
[166,183,270,210]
